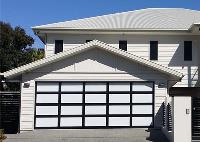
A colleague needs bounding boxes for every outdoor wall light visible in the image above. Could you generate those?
[158,82,165,88]
[23,83,30,88]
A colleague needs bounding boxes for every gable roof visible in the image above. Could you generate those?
[33,8,200,30]
[3,40,183,80]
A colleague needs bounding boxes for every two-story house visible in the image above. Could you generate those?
[2,8,200,141]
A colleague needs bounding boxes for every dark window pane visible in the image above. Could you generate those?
[119,40,127,51]
[184,41,192,61]
[150,41,158,60]
[86,40,92,43]
[55,40,63,54]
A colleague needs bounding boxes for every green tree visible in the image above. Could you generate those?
[0,21,44,90]
[0,21,43,72]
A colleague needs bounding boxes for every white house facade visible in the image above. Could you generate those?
[2,8,200,142]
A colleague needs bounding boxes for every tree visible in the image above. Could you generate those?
[0,21,43,72]
[0,21,44,91]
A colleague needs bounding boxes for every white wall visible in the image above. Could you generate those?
[20,48,168,131]
[46,34,200,87]
[172,96,191,142]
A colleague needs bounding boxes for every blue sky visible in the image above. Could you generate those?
[1,0,200,48]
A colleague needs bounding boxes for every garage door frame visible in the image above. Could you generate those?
[34,81,155,129]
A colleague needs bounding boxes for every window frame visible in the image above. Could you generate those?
[119,40,127,51]
[184,41,192,61]
[55,40,63,54]
[150,41,158,60]
[86,40,92,43]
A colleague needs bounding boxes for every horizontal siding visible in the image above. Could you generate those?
[20,80,35,131]
[46,34,200,87]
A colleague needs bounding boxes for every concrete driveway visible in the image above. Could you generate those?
[4,128,169,142]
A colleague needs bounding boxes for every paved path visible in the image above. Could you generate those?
[5,128,169,142]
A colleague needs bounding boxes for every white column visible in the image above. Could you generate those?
[172,96,191,142]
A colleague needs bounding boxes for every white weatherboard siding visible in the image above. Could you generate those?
[20,48,168,131]
[46,34,200,87]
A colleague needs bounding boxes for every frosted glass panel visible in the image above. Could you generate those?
[132,105,152,114]
[132,83,153,91]
[36,106,58,115]
[61,83,83,92]
[132,117,152,126]
[85,117,106,126]
[85,94,106,103]
[37,94,58,103]
[109,117,130,126]
[37,83,59,92]
[132,94,152,103]
[109,105,130,114]
[60,117,82,126]
[109,83,130,91]
[36,118,58,127]
[85,106,106,114]
[61,106,82,115]
[85,83,106,92]
[61,94,82,103]
[109,94,130,103]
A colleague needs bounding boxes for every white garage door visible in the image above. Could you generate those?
[35,81,154,128]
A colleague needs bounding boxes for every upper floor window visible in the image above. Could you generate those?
[55,40,63,54]
[119,40,127,51]
[86,40,92,43]
[150,41,158,60]
[184,41,192,61]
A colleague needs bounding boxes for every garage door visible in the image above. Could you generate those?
[35,81,154,128]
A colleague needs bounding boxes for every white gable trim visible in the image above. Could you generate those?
[3,40,183,79]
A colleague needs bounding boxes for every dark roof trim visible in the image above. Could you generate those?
[169,87,200,96]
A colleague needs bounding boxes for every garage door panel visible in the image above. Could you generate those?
[61,83,83,92]
[109,94,130,103]
[109,83,130,91]
[61,94,82,103]
[36,94,58,103]
[61,106,82,115]
[36,118,58,127]
[85,94,106,103]
[36,106,58,115]
[132,94,152,103]
[132,105,152,114]
[85,83,107,92]
[85,106,106,115]
[85,117,106,126]
[109,117,130,126]
[60,117,82,127]
[37,83,59,92]
[132,83,153,91]
[109,105,130,114]
[132,117,152,126]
